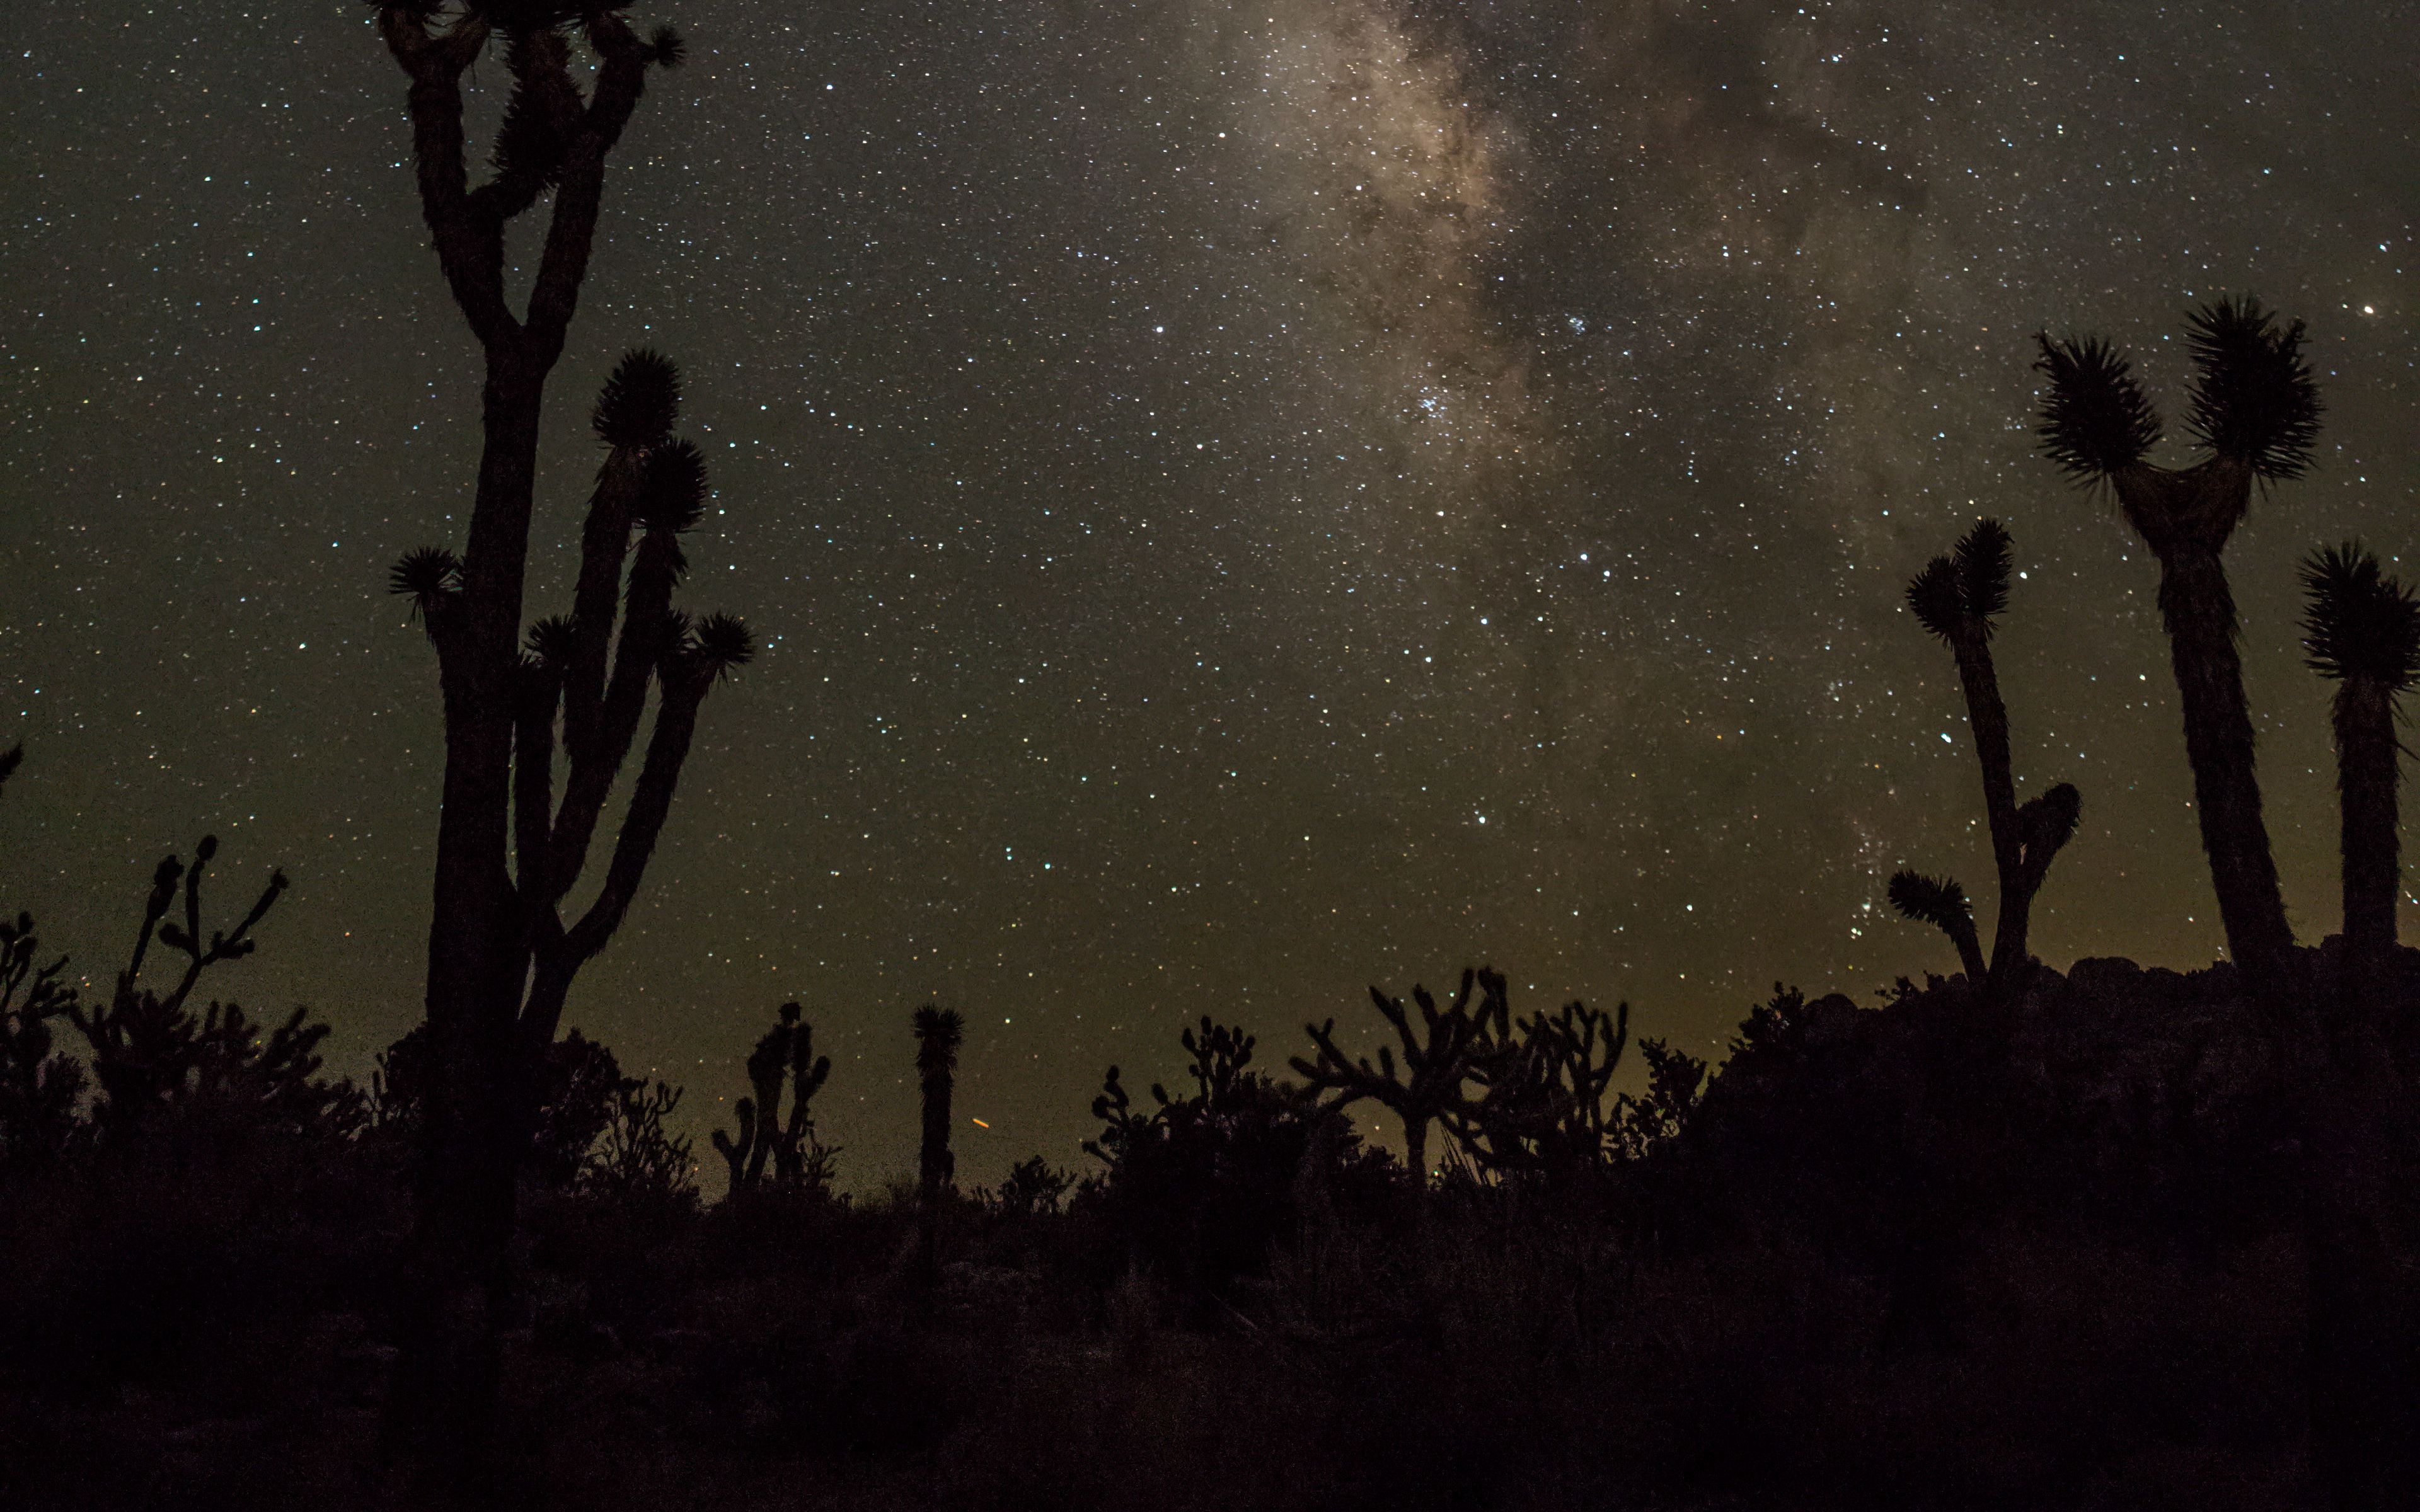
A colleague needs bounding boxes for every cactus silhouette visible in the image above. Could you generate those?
[2034,299,2318,988]
[2299,544,2420,959]
[913,1005,964,1201]
[1293,967,1500,1183]
[1892,520,2082,990]
[911,1005,965,1312]
[364,0,746,1460]
[1445,989,1629,1184]
[1887,872,1986,982]
[710,1001,832,1192]
[0,747,87,1167]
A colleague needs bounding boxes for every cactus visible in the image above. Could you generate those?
[42,832,361,1140]
[1444,989,1630,1184]
[1292,967,1501,1183]
[710,1001,833,1193]
[0,747,86,1167]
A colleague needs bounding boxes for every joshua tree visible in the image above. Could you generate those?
[2034,298,2320,987]
[366,0,752,1460]
[1893,519,2083,989]
[911,1005,964,1309]
[2299,544,2420,961]
[1292,966,1503,1183]
[913,1005,965,1203]
[710,1001,832,1191]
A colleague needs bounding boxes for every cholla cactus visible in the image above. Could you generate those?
[1444,989,1630,1184]
[0,746,87,1166]
[1293,967,1502,1184]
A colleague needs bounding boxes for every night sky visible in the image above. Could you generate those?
[4,0,2411,1188]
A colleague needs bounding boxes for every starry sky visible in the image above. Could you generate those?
[3,0,2412,1188]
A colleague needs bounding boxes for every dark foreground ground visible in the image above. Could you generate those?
[7,949,2412,1511]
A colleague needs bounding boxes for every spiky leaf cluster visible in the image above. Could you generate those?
[524,614,579,670]
[2300,543,2420,689]
[689,613,756,680]
[1905,518,2014,646]
[637,439,709,531]
[913,1005,965,1070]
[2034,335,2162,481]
[1887,871,1971,934]
[2184,297,2322,480]
[592,348,682,449]
[388,547,464,616]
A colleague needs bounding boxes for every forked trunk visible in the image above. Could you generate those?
[1949,637,2031,985]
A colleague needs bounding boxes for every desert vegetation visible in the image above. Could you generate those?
[2,4,2414,1510]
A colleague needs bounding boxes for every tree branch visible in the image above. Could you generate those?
[564,660,712,962]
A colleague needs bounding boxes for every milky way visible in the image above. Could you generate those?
[3,0,2411,1184]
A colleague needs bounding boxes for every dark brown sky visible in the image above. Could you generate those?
[3,0,2411,1188]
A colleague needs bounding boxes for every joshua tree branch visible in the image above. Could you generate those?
[512,658,560,906]
[562,455,644,762]
[563,663,712,963]
[550,532,683,896]
[379,8,513,350]
[524,16,652,355]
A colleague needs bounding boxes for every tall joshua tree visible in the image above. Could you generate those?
[911,1005,964,1309]
[2034,298,2321,987]
[2299,544,2420,961]
[1292,966,1504,1183]
[913,1005,965,1202]
[367,0,752,1462]
[1892,519,2082,990]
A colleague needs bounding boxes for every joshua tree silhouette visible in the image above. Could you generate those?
[913,1005,965,1202]
[2034,299,2320,987]
[365,0,747,1463]
[710,1001,832,1191]
[1891,520,2082,990]
[2299,544,2420,960]
[911,1005,964,1309]
[1293,967,1503,1183]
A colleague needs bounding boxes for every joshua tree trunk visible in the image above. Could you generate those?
[369,5,749,1476]
[911,1007,963,1311]
[2118,465,2294,988]
[2333,679,2399,956]
[1944,636,2032,980]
